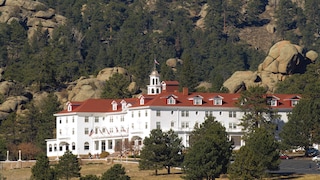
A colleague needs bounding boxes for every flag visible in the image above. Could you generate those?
[89,129,94,136]
[99,128,104,135]
[115,127,119,132]
[121,127,126,132]
[154,59,160,65]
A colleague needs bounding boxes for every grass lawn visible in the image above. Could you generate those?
[1,161,320,180]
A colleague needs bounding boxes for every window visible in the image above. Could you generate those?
[59,118,61,124]
[132,112,134,118]
[102,141,106,151]
[171,121,174,128]
[108,140,112,149]
[214,98,222,105]
[66,144,69,151]
[72,128,75,135]
[167,97,176,104]
[110,116,113,123]
[84,128,89,135]
[156,122,161,129]
[145,110,148,117]
[181,111,189,117]
[95,128,98,134]
[110,128,113,133]
[85,117,89,123]
[229,111,236,118]
[72,142,76,150]
[120,116,124,122]
[54,144,57,151]
[95,117,99,123]
[72,117,74,123]
[205,111,213,117]
[131,123,134,129]
[84,142,89,150]
[156,110,161,116]
[291,100,298,107]
[95,141,99,150]
[145,122,148,129]
[138,111,141,117]
[49,145,52,152]
[140,98,144,105]
[182,122,189,128]
[229,123,237,129]
[59,129,62,135]
[194,98,202,105]
[59,145,62,151]
[66,119,68,123]
[270,99,277,106]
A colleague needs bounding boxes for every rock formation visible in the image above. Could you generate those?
[0,0,67,40]
[223,40,318,93]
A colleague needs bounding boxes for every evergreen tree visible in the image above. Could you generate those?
[183,116,233,180]
[80,175,99,180]
[236,86,279,135]
[139,129,184,175]
[101,73,132,99]
[55,151,81,180]
[228,128,280,180]
[31,153,57,180]
[101,164,130,180]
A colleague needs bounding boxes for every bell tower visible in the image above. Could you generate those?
[147,69,161,95]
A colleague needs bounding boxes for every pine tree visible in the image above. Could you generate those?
[55,151,81,180]
[183,116,233,180]
[31,153,57,180]
[101,73,132,99]
[101,164,130,180]
[228,128,280,179]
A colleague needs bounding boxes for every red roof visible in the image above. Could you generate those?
[57,92,300,114]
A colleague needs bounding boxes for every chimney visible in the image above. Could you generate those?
[183,87,189,95]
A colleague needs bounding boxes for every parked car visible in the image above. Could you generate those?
[306,148,319,157]
[279,154,291,160]
[312,155,320,162]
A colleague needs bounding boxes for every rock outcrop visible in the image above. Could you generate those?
[223,40,318,93]
[0,0,67,40]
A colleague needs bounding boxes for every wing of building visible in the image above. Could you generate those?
[46,69,301,159]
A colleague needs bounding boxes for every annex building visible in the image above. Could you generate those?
[46,69,300,159]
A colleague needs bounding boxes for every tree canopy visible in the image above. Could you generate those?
[228,127,280,180]
[55,151,81,180]
[139,129,184,175]
[183,116,233,180]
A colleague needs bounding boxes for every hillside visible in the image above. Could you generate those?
[0,0,320,159]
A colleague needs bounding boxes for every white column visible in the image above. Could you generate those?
[6,151,9,161]
[18,150,21,161]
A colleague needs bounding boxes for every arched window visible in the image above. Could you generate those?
[72,142,76,150]
[49,144,52,152]
[54,144,57,151]
[84,142,89,150]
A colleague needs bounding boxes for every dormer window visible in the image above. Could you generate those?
[267,96,279,107]
[139,96,145,105]
[194,97,202,105]
[67,102,72,112]
[291,99,298,107]
[120,100,126,110]
[214,98,222,105]
[188,95,203,105]
[270,99,277,106]
[167,97,176,104]
[111,101,117,111]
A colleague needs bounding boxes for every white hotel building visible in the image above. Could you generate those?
[46,69,300,158]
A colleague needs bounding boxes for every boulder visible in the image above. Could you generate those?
[34,8,55,19]
[67,78,105,101]
[306,50,318,62]
[27,17,58,28]
[0,0,5,6]
[96,67,128,81]
[224,40,318,93]
[0,81,15,95]
[0,6,19,23]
